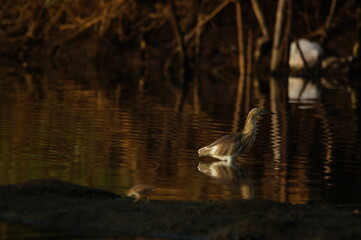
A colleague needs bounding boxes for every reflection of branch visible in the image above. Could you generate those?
[296,77,311,100]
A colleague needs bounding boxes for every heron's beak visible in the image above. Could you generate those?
[264,110,275,115]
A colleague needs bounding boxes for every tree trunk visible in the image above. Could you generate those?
[167,0,191,84]
[270,0,286,73]
[235,0,245,76]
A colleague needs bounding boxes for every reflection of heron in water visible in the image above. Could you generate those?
[198,108,274,162]
[198,161,254,199]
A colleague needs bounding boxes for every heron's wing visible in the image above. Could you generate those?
[208,134,242,147]
[207,133,244,156]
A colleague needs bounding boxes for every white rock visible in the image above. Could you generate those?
[289,39,323,70]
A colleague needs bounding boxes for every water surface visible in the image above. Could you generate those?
[0,61,360,208]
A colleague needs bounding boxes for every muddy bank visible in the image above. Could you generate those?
[0,179,360,239]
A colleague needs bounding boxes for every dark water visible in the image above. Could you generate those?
[0,60,360,238]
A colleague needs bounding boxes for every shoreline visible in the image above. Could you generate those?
[0,179,360,239]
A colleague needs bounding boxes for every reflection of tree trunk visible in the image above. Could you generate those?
[192,78,200,114]
[319,106,333,182]
[269,77,288,202]
[241,176,254,200]
[139,37,147,92]
[269,77,281,161]
[270,0,286,73]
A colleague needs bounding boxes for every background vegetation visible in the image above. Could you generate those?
[0,0,359,69]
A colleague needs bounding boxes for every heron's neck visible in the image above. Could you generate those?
[242,114,257,136]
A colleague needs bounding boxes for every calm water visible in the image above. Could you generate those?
[0,60,360,238]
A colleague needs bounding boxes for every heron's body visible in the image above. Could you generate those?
[198,108,272,162]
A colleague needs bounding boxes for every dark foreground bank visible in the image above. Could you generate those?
[0,179,360,240]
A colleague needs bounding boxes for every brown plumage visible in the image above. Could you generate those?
[198,108,274,162]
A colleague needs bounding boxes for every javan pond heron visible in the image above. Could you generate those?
[198,108,274,162]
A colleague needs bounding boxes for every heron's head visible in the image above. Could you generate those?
[249,108,275,116]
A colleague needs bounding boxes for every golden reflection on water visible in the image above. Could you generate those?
[0,62,360,205]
